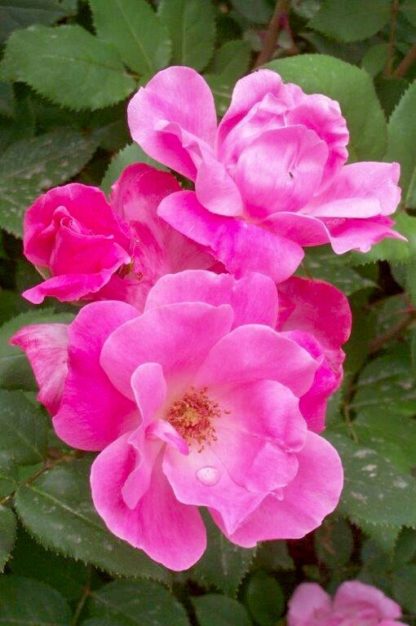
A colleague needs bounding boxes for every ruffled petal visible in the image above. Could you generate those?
[334,581,402,620]
[145,269,279,329]
[127,66,217,179]
[100,302,234,399]
[158,191,304,282]
[10,323,68,414]
[53,301,138,451]
[287,583,332,626]
[91,432,206,570]
[212,431,343,545]
[194,324,318,397]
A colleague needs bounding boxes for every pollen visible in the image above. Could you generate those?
[166,387,222,452]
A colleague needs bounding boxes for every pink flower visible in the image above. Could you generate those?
[11,270,343,570]
[288,581,407,626]
[128,67,402,282]
[23,163,211,307]
[277,276,352,432]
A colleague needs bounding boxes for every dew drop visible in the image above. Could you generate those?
[196,466,220,486]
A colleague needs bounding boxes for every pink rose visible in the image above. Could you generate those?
[23,163,211,307]
[288,581,407,626]
[128,66,402,282]
[11,270,344,570]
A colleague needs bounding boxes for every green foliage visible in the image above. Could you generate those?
[245,571,284,625]
[0,505,17,572]
[267,54,387,161]
[0,575,72,624]
[88,579,190,626]
[0,389,48,464]
[385,80,416,200]
[101,143,166,194]
[0,0,77,44]
[192,594,252,626]
[189,515,256,597]
[159,0,216,71]
[0,25,136,110]
[89,0,171,76]
[0,129,98,236]
[309,0,391,43]
[14,457,169,581]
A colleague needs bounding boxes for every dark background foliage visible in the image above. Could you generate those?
[0,1,415,624]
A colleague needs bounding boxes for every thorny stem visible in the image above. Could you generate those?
[384,0,400,76]
[394,43,416,77]
[254,0,297,68]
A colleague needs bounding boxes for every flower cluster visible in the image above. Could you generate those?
[288,581,407,626]
[12,67,401,571]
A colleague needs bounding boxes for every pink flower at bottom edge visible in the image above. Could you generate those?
[288,581,407,626]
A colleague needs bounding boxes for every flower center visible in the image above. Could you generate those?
[166,387,222,452]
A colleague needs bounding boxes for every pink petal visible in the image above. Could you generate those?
[10,323,68,414]
[278,277,351,354]
[286,93,349,181]
[91,432,206,571]
[194,325,318,397]
[111,162,213,279]
[334,581,402,620]
[158,191,304,282]
[100,302,234,400]
[217,69,284,151]
[24,184,129,267]
[53,301,138,451]
[130,362,167,425]
[213,431,343,545]
[127,67,217,179]
[195,150,244,216]
[235,127,328,219]
[288,583,331,626]
[145,269,279,329]
[307,162,401,218]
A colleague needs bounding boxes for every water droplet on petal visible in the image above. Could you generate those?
[196,466,220,486]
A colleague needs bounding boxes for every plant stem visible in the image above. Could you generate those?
[384,0,400,76]
[394,43,416,77]
[254,0,296,68]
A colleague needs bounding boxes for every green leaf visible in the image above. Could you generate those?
[0,390,48,464]
[267,54,387,161]
[326,431,416,527]
[309,0,391,43]
[351,348,416,418]
[402,0,416,27]
[358,519,400,554]
[0,309,74,390]
[192,594,252,626]
[89,0,171,75]
[189,515,256,597]
[0,82,14,117]
[385,80,416,198]
[10,529,89,601]
[392,564,416,613]
[89,580,189,626]
[0,453,18,498]
[0,575,71,625]
[159,0,216,71]
[254,541,294,571]
[205,40,251,115]
[14,457,169,582]
[314,517,354,568]
[230,0,273,24]
[361,43,389,77]
[0,0,77,44]
[245,571,284,625]
[301,247,376,295]
[0,505,17,572]
[101,143,166,194]
[0,128,97,236]
[0,25,136,111]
